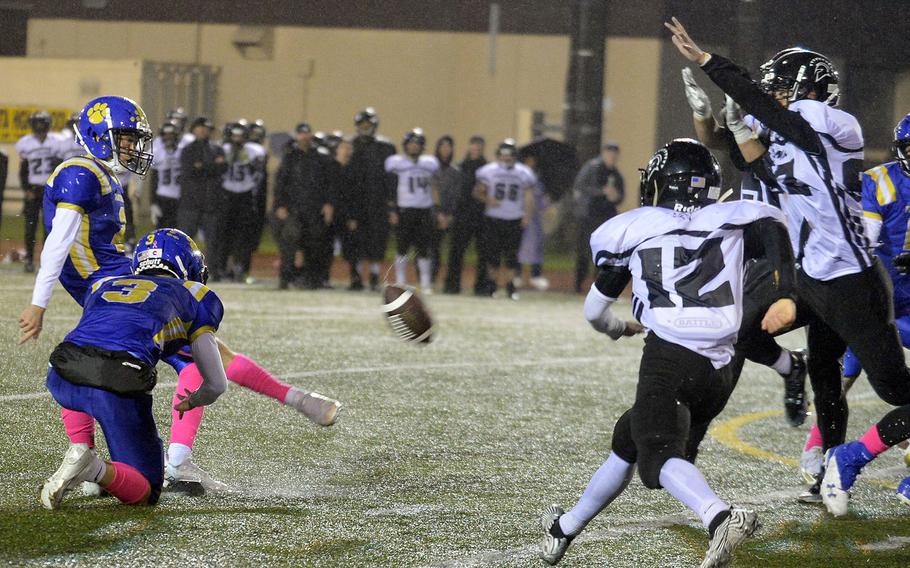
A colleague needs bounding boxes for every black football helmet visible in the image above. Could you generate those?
[29,111,52,134]
[224,122,248,145]
[160,122,179,148]
[759,48,839,106]
[166,107,188,132]
[640,138,722,211]
[249,119,266,144]
[354,107,378,136]
[402,128,426,149]
[496,138,518,157]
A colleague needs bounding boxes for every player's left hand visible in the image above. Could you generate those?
[622,321,644,336]
[18,304,46,345]
[174,388,196,419]
[665,17,709,65]
[761,298,796,334]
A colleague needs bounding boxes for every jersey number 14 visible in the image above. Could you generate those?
[638,237,734,309]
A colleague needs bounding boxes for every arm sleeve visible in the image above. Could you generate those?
[186,332,228,407]
[583,283,627,339]
[30,207,83,308]
[742,216,796,301]
[701,54,822,154]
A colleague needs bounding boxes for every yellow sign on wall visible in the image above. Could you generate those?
[0,106,73,143]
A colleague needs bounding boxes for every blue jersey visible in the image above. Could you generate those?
[43,156,131,305]
[861,160,910,315]
[64,275,223,366]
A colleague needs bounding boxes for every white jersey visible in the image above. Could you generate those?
[54,130,84,161]
[151,140,183,200]
[222,142,266,194]
[476,161,537,220]
[590,201,785,368]
[15,134,61,186]
[745,99,867,280]
[385,154,440,209]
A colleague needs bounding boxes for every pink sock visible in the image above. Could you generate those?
[61,408,95,447]
[169,363,205,448]
[804,423,823,451]
[104,462,150,504]
[226,354,292,403]
[859,424,891,456]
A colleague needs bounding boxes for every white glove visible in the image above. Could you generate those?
[682,67,712,120]
[724,95,755,145]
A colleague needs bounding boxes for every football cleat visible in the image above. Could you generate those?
[286,388,342,427]
[700,508,759,568]
[781,349,808,427]
[530,276,550,291]
[539,504,574,565]
[797,472,822,504]
[506,279,520,301]
[897,477,910,506]
[821,442,874,517]
[164,459,229,494]
[81,481,105,497]
[800,445,824,485]
[40,443,101,509]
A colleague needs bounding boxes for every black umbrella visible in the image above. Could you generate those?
[518,137,578,201]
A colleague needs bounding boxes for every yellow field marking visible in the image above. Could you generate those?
[710,401,898,489]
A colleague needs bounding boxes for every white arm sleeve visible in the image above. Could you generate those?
[583,284,626,340]
[30,207,83,308]
[863,216,882,248]
[186,332,228,408]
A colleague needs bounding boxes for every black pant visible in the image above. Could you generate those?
[340,219,363,283]
[430,226,447,284]
[397,208,434,258]
[361,209,390,261]
[480,217,522,270]
[23,185,44,264]
[797,261,910,450]
[154,196,181,230]
[444,206,486,293]
[611,334,735,489]
[211,189,257,279]
[575,216,606,292]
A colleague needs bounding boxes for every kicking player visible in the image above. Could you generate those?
[667,20,910,505]
[41,229,226,509]
[385,128,441,292]
[540,139,796,567]
[475,139,537,300]
[18,96,341,491]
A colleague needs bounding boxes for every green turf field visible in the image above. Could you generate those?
[2,268,910,567]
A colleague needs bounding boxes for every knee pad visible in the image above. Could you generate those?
[637,450,672,490]
[611,409,637,464]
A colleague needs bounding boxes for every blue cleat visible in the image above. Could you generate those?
[898,477,910,506]
[821,441,874,517]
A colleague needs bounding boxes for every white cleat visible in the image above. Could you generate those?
[700,508,759,568]
[164,459,229,493]
[530,276,550,291]
[81,481,104,497]
[40,443,100,510]
[821,453,850,517]
[800,446,824,485]
[286,388,342,426]
[539,504,573,565]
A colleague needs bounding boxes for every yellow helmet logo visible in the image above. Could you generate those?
[87,102,108,125]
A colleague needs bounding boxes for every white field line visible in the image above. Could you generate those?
[0,355,605,402]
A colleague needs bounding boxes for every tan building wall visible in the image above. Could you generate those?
[21,19,662,210]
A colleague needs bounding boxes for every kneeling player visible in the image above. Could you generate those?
[40,229,226,508]
[540,140,796,567]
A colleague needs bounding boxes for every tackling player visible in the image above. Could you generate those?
[540,139,796,567]
[18,96,341,491]
[666,19,910,506]
[474,139,537,300]
[40,229,226,509]
[385,128,442,292]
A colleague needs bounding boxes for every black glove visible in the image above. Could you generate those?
[894,252,910,275]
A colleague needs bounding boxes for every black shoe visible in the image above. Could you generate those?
[369,274,380,291]
[278,280,290,290]
[782,349,808,427]
[349,280,364,291]
[24,261,35,273]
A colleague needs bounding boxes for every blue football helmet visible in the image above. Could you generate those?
[132,229,208,284]
[894,113,910,177]
[75,96,153,175]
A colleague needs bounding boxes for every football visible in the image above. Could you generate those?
[382,285,434,344]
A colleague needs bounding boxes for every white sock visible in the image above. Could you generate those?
[394,255,407,285]
[370,262,381,276]
[417,257,432,289]
[659,457,729,530]
[167,443,192,467]
[772,349,792,375]
[559,452,634,536]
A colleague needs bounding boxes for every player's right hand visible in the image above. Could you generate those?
[274,206,289,221]
[681,67,712,119]
[761,298,796,334]
[18,305,46,345]
[894,252,910,274]
[623,321,644,336]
